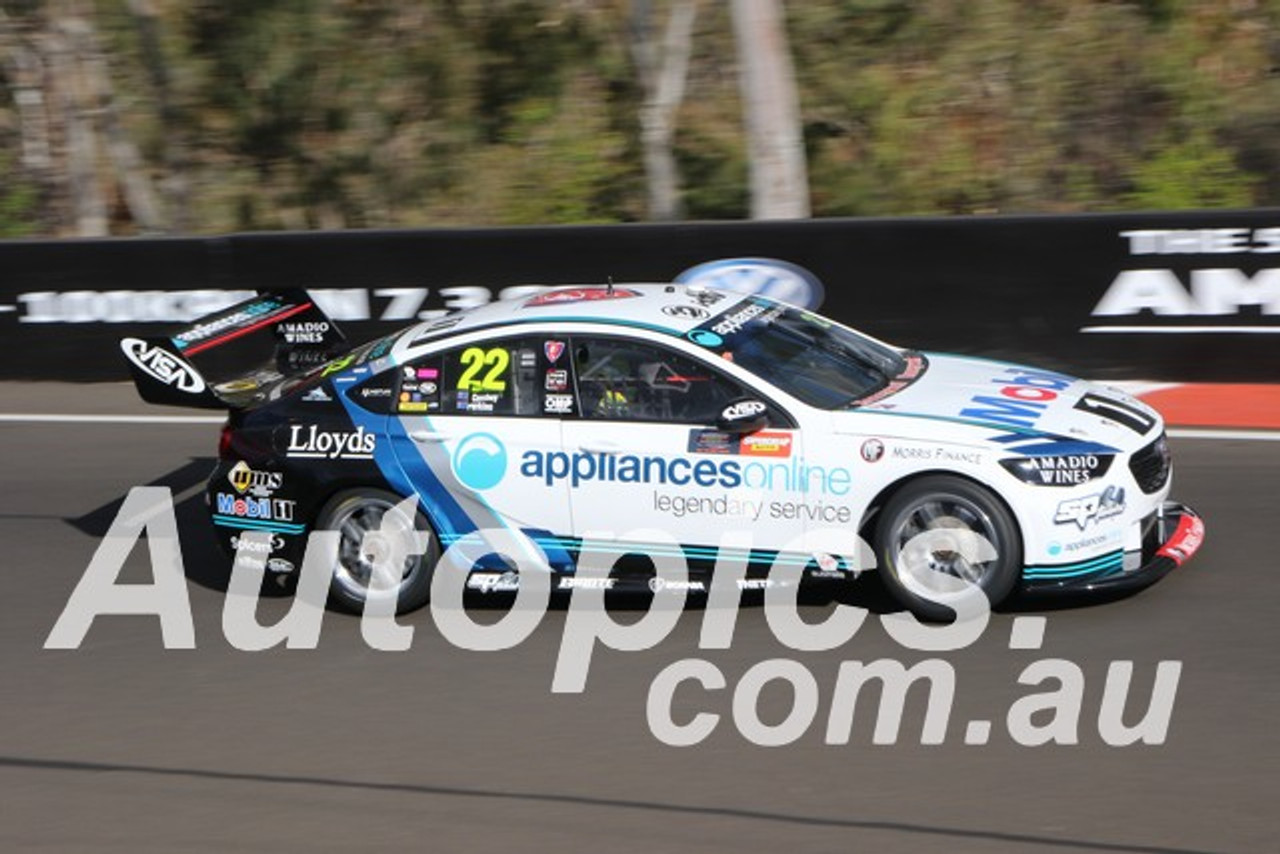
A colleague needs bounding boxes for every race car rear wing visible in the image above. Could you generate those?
[119,288,345,409]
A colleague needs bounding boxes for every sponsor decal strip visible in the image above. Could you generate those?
[178,301,314,355]
[1023,550,1125,579]
[438,532,828,568]
[211,515,307,535]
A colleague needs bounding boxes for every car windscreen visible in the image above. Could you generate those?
[692,299,905,409]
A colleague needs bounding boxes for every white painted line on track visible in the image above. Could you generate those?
[0,413,224,424]
[1081,325,1280,334]
[1168,428,1280,442]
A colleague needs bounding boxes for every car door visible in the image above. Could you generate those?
[558,333,806,566]
[389,333,575,571]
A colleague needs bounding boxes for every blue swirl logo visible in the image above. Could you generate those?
[452,433,507,491]
[675,257,825,310]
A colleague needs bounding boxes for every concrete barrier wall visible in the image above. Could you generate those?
[2,209,1277,382]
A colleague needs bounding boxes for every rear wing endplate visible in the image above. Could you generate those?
[119,288,345,409]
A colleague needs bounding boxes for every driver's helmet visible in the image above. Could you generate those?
[595,388,630,417]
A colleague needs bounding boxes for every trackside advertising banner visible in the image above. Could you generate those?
[1,209,1278,382]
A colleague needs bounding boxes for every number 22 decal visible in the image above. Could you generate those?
[457,347,509,392]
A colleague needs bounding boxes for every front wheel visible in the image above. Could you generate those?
[314,488,439,615]
[874,475,1022,619]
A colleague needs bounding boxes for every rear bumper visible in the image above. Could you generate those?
[1022,501,1204,595]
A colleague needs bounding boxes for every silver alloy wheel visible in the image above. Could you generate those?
[327,495,423,602]
[888,496,1001,586]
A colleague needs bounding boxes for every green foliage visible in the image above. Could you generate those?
[0,152,37,237]
[2,0,1277,233]
[788,0,1273,216]
[1125,130,1254,210]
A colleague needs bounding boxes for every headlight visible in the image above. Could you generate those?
[1000,454,1114,486]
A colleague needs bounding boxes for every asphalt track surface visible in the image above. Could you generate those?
[2,383,1276,854]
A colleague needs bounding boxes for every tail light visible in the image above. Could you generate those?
[218,420,233,459]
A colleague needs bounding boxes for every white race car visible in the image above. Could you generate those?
[122,283,1204,617]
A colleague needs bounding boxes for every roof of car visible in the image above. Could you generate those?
[403,283,759,347]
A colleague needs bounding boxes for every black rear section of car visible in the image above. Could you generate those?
[206,380,394,576]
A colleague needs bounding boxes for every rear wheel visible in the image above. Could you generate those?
[314,488,438,615]
[874,475,1022,619]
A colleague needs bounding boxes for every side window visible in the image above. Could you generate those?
[572,336,762,424]
[399,336,572,417]
[395,360,443,414]
[449,342,525,415]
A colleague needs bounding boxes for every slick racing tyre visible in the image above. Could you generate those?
[874,475,1022,620]
[315,488,439,615]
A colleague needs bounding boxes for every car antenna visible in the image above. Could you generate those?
[606,276,614,295]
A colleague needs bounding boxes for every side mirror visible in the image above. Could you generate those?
[716,399,769,434]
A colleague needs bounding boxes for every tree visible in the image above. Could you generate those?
[4,1,1279,234]
[1,0,164,235]
[628,0,697,220]
[730,0,809,218]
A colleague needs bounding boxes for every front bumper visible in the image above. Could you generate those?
[1022,501,1204,595]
